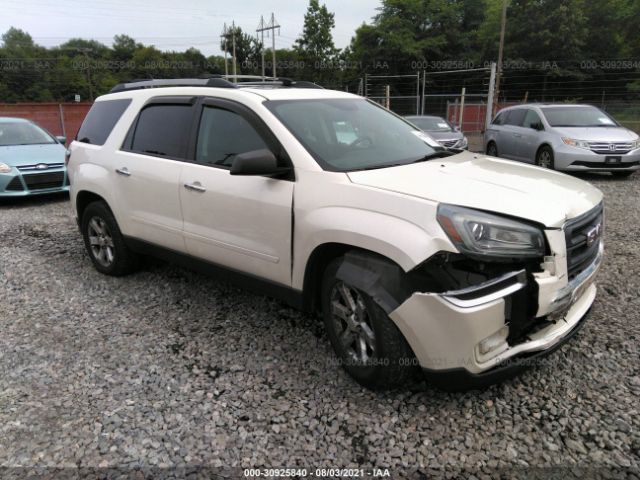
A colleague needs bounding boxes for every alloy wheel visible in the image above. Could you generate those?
[538,150,552,168]
[330,282,377,364]
[87,216,115,267]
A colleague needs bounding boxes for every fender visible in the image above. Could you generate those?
[292,206,455,290]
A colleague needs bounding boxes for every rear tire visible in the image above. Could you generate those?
[611,171,634,178]
[486,142,498,157]
[536,145,555,169]
[321,257,416,390]
[81,201,140,276]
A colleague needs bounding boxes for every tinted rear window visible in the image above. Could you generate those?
[130,104,194,159]
[77,99,131,145]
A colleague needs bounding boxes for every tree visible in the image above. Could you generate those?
[294,0,338,80]
[220,26,262,75]
[348,0,479,74]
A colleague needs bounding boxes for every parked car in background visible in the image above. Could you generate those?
[405,115,468,149]
[484,104,640,177]
[0,117,69,196]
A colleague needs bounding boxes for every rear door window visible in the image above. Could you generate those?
[76,99,131,145]
[129,104,194,159]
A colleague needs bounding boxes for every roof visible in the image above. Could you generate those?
[501,103,593,110]
[404,115,443,119]
[98,85,359,103]
[0,117,31,123]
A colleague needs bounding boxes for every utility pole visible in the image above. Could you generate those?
[78,48,93,102]
[231,20,237,80]
[493,0,508,118]
[257,15,266,79]
[485,62,497,130]
[257,13,280,78]
[221,23,229,77]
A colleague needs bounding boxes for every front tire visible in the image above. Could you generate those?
[486,141,498,157]
[81,201,139,276]
[536,146,555,169]
[321,257,415,390]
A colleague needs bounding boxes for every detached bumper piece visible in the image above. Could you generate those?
[421,307,590,392]
[389,249,600,391]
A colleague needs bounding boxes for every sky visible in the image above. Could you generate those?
[0,0,380,56]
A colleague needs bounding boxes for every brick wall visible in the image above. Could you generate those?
[0,103,92,144]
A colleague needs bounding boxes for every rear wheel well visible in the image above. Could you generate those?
[302,243,402,313]
[76,191,109,220]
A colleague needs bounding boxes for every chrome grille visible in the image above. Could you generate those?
[564,204,603,280]
[439,139,459,148]
[17,163,65,172]
[588,142,633,155]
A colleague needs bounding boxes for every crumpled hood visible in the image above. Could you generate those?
[553,126,638,142]
[347,151,603,228]
[0,143,66,167]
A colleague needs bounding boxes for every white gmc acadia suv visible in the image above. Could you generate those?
[67,77,604,391]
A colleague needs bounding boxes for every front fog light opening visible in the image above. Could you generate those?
[478,325,509,358]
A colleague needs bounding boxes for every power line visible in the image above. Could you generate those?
[256,13,280,78]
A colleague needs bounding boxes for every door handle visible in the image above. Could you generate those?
[115,167,131,176]
[184,182,206,193]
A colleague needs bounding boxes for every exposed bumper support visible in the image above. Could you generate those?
[441,269,527,308]
[389,254,599,381]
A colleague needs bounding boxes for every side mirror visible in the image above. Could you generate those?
[56,136,67,144]
[454,126,461,132]
[230,149,291,177]
[530,122,543,131]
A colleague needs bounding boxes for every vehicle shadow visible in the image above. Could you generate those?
[569,171,636,182]
[0,192,69,208]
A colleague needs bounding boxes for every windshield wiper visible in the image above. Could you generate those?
[411,150,457,163]
[354,150,456,171]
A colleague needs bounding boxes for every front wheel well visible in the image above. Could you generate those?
[536,143,553,157]
[301,243,404,314]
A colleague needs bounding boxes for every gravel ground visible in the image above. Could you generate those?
[0,173,639,479]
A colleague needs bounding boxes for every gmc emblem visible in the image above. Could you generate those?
[586,222,602,247]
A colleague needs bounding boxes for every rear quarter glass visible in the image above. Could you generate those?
[76,99,132,146]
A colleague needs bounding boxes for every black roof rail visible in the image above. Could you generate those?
[236,78,324,89]
[108,76,324,93]
[109,77,237,93]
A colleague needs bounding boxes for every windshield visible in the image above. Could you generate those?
[0,122,55,146]
[407,116,454,132]
[266,98,439,171]
[540,106,619,127]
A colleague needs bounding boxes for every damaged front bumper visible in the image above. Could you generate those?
[389,243,603,390]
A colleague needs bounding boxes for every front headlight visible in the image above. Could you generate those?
[633,139,640,150]
[0,162,12,173]
[458,136,468,149]
[562,137,590,150]
[437,204,545,259]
